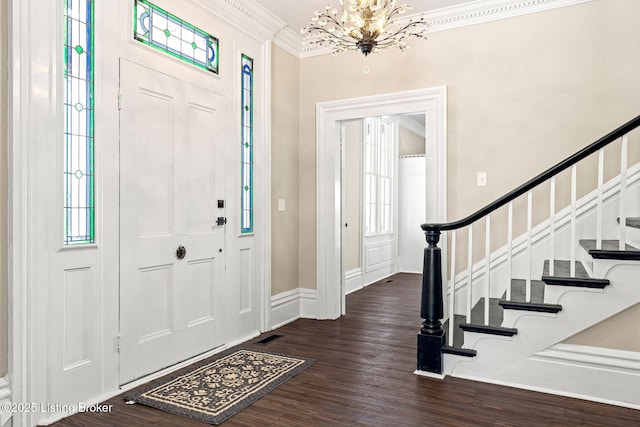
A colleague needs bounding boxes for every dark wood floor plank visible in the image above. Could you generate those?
[53,272,640,426]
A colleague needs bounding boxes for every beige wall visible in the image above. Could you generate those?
[343,120,362,271]
[1,0,8,377]
[271,45,300,295]
[296,0,640,290]
[564,303,640,352]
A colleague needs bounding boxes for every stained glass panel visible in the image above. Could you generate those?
[134,0,219,74]
[241,55,254,233]
[64,0,95,245]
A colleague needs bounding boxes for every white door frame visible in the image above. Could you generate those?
[316,87,447,320]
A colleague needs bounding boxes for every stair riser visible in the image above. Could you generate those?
[544,286,603,305]
[502,310,557,329]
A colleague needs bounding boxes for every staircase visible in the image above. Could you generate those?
[416,115,640,408]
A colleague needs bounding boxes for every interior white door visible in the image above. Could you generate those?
[119,60,226,384]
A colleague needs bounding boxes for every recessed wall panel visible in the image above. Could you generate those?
[366,246,382,270]
[63,267,93,370]
[239,248,252,313]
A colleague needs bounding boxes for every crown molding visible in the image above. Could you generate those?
[295,0,594,58]
[189,0,287,42]
[425,0,593,32]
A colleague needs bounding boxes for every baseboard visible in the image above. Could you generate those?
[270,288,301,329]
[532,343,640,372]
[345,268,363,295]
[300,288,318,319]
[271,288,319,329]
[461,344,640,410]
[0,376,11,427]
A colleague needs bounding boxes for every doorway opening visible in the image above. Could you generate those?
[316,87,447,319]
[342,113,427,299]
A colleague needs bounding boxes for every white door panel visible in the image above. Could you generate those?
[119,59,225,384]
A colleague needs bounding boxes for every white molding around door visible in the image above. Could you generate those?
[316,87,448,320]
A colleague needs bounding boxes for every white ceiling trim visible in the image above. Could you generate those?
[189,0,288,42]
[275,0,594,58]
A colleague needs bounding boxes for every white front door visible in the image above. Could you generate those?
[119,60,226,384]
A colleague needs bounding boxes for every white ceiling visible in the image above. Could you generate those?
[252,0,477,35]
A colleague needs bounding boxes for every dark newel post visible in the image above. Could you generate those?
[417,224,445,374]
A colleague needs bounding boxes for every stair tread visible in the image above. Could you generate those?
[442,345,477,357]
[542,260,589,279]
[542,275,609,288]
[579,239,638,252]
[459,323,518,336]
[499,300,562,313]
[617,217,640,229]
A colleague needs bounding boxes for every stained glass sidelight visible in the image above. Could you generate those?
[64,0,95,244]
[134,0,219,74]
[241,55,254,233]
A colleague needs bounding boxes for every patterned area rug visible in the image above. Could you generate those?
[125,348,315,425]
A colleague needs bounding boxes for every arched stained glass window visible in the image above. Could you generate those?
[241,55,254,234]
[64,0,95,245]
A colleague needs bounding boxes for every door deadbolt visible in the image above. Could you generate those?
[176,245,186,260]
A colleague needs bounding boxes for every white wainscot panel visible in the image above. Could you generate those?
[239,248,253,314]
[366,246,381,271]
[63,267,93,370]
[381,243,393,263]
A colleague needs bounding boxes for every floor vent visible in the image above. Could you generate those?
[255,334,283,345]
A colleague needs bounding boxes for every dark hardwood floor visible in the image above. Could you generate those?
[54,273,640,426]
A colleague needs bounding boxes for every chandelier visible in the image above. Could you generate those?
[301,0,428,57]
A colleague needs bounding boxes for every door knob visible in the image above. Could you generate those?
[176,245,186,260]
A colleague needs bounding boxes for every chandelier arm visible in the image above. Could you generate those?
[305,25,360,46]
[375,21,427,42]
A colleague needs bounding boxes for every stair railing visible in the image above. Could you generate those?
[417,114,640,374]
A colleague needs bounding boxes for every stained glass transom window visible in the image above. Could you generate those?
[241,55,254,234]
[64,0,95,245]
[134,0,219,74]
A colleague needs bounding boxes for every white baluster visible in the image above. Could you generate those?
[448,230,456,347]
[526,190,533,303]
[620,135,628,250]
[484,215,491,326]
[596,149,604,250]
[466,224,473,323]
[506,202,513,301]
[549,177,556,276]
[570,165,577,277]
